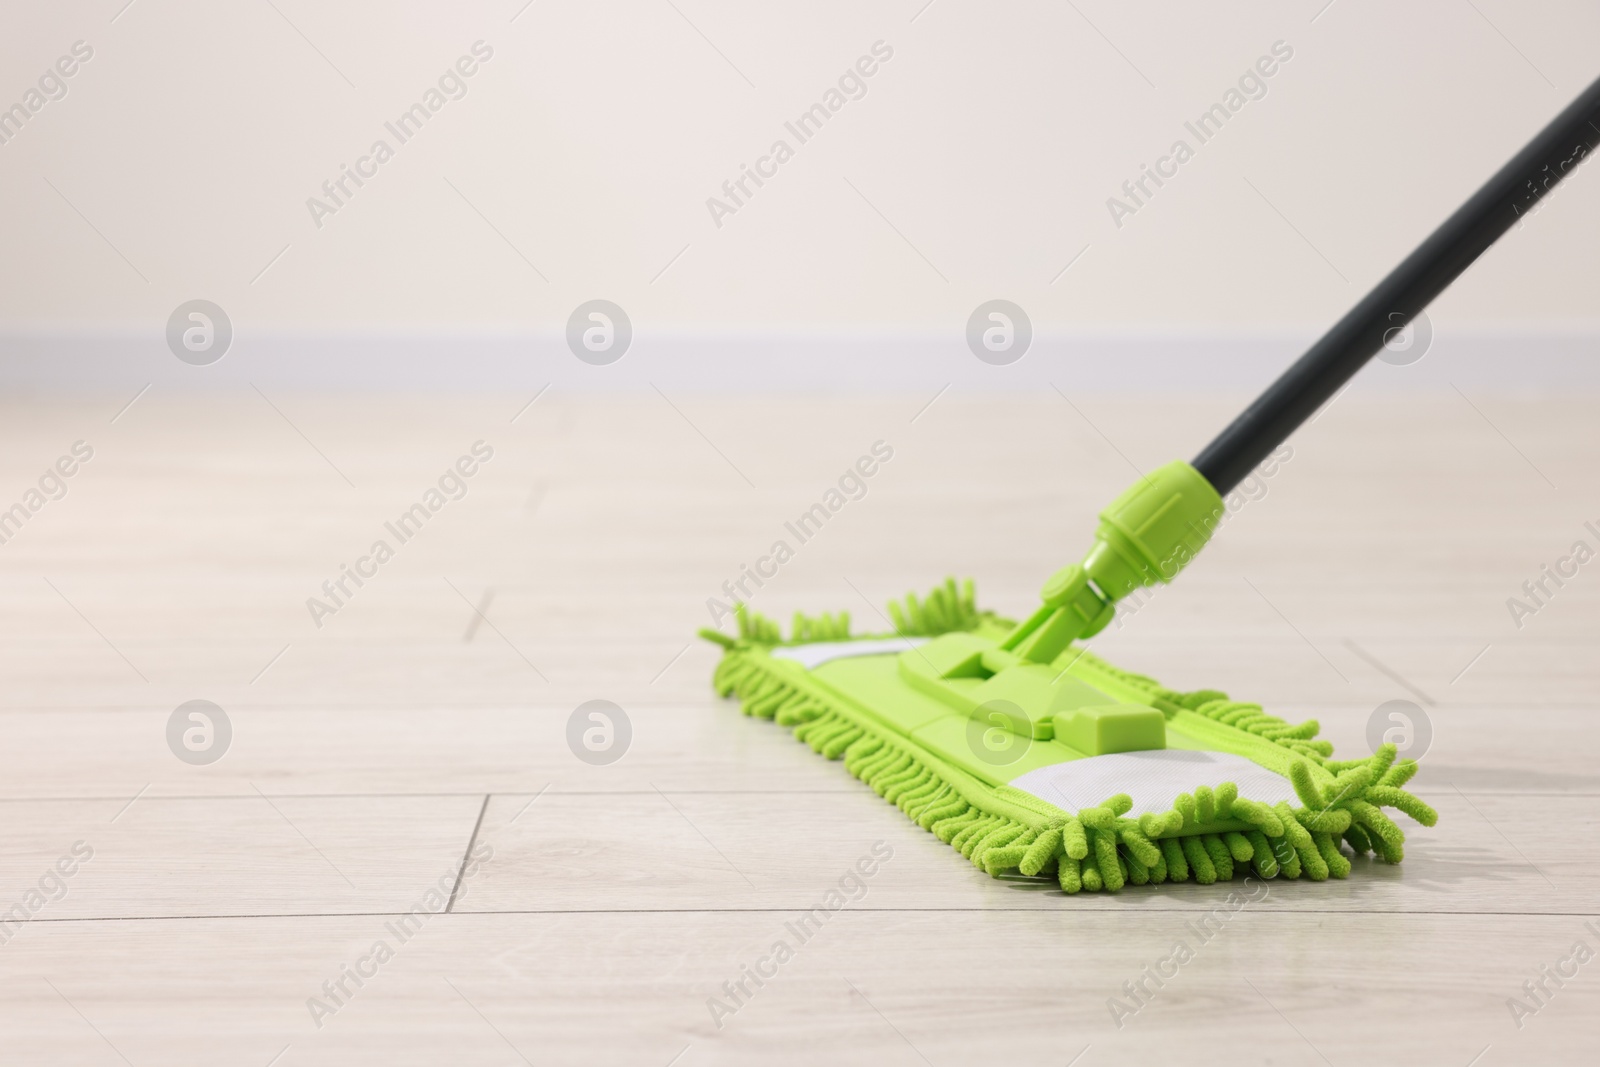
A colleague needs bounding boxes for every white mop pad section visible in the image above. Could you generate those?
[1008,749,1299,817]
[771,636,928,669]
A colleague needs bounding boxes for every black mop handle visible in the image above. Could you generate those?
[1192,72,1600,495]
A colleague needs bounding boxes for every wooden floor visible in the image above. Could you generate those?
[1,388,1596,1065]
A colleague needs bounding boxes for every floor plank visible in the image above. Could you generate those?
[0,912,1592,1066]
[0,795,485,919]
[0,701,1595,798]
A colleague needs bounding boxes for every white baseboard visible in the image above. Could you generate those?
[2,327,1596,392]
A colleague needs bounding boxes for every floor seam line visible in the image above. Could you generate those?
[445,793,492,914]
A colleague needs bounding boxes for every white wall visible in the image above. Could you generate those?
[2,0,1597,386]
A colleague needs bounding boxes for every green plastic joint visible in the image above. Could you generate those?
[1080,460,1224,601]
[1005,565,1113,663]
[1002,460,1223,660]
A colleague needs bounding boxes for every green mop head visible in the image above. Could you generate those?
[699,578,1438,893]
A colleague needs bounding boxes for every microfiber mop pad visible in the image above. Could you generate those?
[700,580,1437,893]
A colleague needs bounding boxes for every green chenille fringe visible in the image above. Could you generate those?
[704,580,1439,894]
[723,578,987,646]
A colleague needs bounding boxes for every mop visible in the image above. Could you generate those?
[701,74,1600,891]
